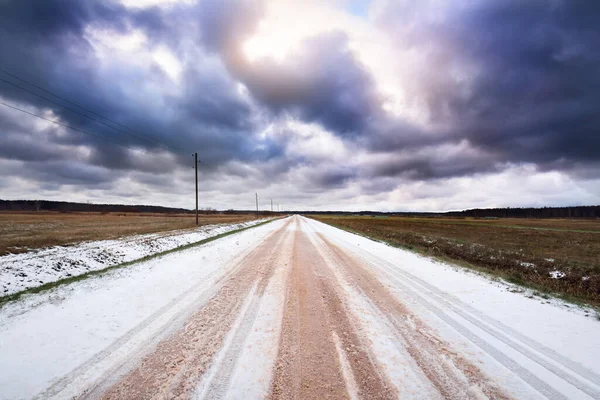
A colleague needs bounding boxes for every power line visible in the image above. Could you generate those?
[0,68,183,154]
[0,76,178,154]
[0,100,174,163]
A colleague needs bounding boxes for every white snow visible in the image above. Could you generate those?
[195,261,287,399]
[332,332,360,400]
[550,270,566,279]
[303,217,600,400]
[223,253,287,399]
[194,220,292,399]
[519,261,536,268]
[0,218,272,296]
[0,218,286,400]
[2,215,600,400]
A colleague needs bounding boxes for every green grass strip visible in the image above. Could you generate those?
[0,218,279,308]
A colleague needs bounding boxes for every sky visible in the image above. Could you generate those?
[0,0,599,212]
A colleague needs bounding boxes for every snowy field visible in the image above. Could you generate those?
[0,218,272,296]
[1,215,599,399]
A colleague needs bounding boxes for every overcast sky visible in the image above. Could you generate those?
[0,0,599,212]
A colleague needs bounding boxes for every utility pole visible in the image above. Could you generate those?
[194,152,199,225]
[255,193,259,215]
[271,198,273,212]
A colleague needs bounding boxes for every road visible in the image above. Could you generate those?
[1,215,599,399]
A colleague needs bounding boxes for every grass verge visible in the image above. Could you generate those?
[309,215,600,310]
[0,212,263,256]
[0,218,278,308]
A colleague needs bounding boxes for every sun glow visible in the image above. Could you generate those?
[241,0,432,126]
[242,2,333,62]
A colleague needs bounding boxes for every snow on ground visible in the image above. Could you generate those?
[194,220,293,399]
[304,217,600,400]
[194,266,287,400]
[0,218,272,296]
[0,218,286,400]
[220,246,288,399]
[2,215,600,399]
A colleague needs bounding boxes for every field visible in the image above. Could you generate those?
[3,216,599,399]
[309,215,600,306]
[0,212,259,256]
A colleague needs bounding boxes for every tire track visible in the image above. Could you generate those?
[196,220,295,399]
[374,257,600,389]
[91,218,294,399]
[195,284,263,399]
[307,218,600,399]
[345,243,600,399]
[269,224,396,400]
[374,258,599,399]
[37,223,288,399]
[308,229,511,400]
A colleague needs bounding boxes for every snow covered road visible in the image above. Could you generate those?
[1,215,599,399]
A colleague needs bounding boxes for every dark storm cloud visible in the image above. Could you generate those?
[0,0,599,207]
[188,0,384,139]
[365,152,500,181]
[30,161,115,185]
[0,0,279,183]
[453,0,600,169]
[235,32,381,137]
[177,66,252,132]
[0,133,65,163]
[307,165,356,188]
[373,0,600,180]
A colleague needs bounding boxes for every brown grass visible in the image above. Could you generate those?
[0,211,260,256]
[309,215,600,307]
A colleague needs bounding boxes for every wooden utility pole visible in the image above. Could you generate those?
[194,152,199,225]
[271,198,273,212]
[255,193,259,215]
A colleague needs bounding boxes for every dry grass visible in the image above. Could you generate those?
[309,215,600,307]
[0,211,260,256]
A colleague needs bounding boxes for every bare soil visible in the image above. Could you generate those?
[309,215,600,306]
[0,212,259,256]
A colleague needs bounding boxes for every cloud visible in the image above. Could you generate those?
[233,31,382,138]
[0,0,598,211]
[0,0,278,168]
[373,0,600,174]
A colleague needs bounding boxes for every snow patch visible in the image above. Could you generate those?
[550,270,566,279]
[519,261,536,269]
[0,218,272,296]
[0,218,287,399]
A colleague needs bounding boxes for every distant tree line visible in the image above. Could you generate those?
[223,209,280,216]
[2,200,598,218]
[305,205,600,219]
[0,200,193,214]
[0,200,283,216]
[445,206,600,218]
